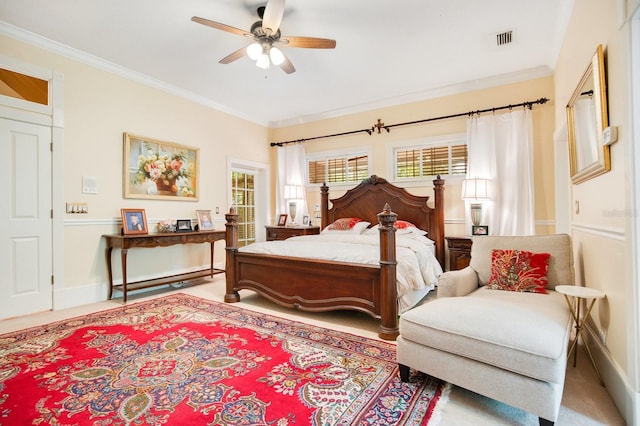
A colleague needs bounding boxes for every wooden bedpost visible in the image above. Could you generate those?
[433,176,445,269]
[377,203,399,340]
[320,182,329,230]
[224,208,240,303]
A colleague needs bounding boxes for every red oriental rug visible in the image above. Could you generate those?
[0,294,447,425]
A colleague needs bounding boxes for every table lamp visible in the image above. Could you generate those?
[284,184,303,225]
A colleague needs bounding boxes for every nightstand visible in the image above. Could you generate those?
[265,225,320,241]
[445,236,473,271]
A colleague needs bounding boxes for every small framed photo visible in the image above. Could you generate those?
[302,215,310,226]
[472,225,488,236]
[277,214,288,226]
[121,208,148,235]
[196,210,213,230]
[176,219,193,232]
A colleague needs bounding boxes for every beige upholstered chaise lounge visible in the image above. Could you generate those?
[397,234,574,425]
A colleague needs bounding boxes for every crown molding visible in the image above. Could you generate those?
[0,21,265,126]
[1,20,553,130]
[268,66,554,128]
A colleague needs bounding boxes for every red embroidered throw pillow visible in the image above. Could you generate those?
[394,220,416,229]
[327,217,362,231]
[487,249,551,293]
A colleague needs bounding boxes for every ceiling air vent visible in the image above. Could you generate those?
[496,30,513,46]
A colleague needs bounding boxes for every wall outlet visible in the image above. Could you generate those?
[599,330,607,344]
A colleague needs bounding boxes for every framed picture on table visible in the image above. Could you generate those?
[121,208,148,235]
[196,210,214,230]
[176,219,193,232]
[472,225,488,236]
[277,214,288,226]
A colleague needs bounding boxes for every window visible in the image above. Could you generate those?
[0,68,48,105]
[394,138,467,179]
[307,150,370,184]
[231,171,256,247]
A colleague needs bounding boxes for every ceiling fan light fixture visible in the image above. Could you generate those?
[246,43,262,60]
[269,47,285,66]
[256,53,270,69]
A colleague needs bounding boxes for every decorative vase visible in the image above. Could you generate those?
[470,203,483,226]
[155,177,178,195]
[288,201,297,225]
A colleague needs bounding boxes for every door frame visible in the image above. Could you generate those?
[0,54,64,310]
[628,5,640,423]
[227,157,270,242]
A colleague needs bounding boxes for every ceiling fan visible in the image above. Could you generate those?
[191,0,336,74]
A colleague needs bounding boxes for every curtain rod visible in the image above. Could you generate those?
[270,97,549,147]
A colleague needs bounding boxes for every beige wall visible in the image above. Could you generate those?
[554,0,640,421]
[271,77,557,239]
[554,0,630,380]
[1,35,270,305]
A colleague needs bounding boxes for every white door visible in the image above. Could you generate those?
[0,117,52,319]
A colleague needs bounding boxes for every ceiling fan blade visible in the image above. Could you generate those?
[219,47,248,64]
[279,53,296,74]
[262,0,285,35]
[191,16,252,38]
[280,36,336,49]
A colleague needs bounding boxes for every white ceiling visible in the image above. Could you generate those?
[0,0,574,127]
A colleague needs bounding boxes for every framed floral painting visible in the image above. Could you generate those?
[123,133,199,201]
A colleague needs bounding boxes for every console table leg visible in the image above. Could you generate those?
[106,247,114,299]
[121,248,128,303]
[210,242,215,277]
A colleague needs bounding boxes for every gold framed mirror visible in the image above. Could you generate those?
[566,44,610,184]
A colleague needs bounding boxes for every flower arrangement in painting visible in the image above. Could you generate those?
[134,145,194,196]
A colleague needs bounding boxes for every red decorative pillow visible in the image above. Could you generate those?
[395,220,416,229]
[486,249,551,293]
[327,218,362,231]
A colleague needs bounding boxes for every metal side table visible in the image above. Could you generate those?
[555,285,605,386]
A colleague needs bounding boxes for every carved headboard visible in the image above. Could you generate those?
[320,175,445,267]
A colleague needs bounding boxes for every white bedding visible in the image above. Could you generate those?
[238,233,443,312]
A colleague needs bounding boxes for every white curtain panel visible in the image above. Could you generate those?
[466,109,535,236]
[276,144,308,220]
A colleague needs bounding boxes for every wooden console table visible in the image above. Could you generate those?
[103,230,225,302]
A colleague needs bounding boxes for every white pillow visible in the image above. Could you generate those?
[364,224,379,235]
[364,223,428,236]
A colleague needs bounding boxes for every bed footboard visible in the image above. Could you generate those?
[224,206,399,340]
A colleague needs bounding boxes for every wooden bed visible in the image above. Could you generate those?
[224,175,445,340]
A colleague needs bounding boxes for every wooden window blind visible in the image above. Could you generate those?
[394,141,467,179]
[308,153,369,184]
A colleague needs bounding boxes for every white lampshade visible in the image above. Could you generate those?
[246,43,262,60]
[461,178,491,200]
[269,47,285,65]
[284,184,303,200]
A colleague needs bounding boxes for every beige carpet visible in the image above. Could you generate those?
[0,276,625,426]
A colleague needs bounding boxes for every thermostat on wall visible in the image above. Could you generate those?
[82,176,98,194]
[603,126,618,145]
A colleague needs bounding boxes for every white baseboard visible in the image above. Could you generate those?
[53,263,225,310]
[586,325,639,425]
